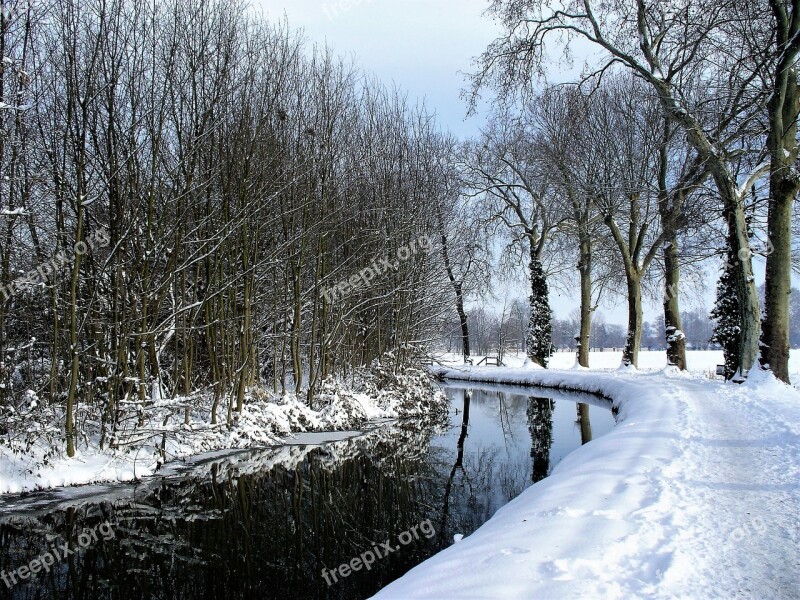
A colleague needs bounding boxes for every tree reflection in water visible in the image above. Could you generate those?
[577,403,593,445]
[528,396,555,483]
[0,427,446,600]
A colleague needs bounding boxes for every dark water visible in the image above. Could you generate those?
[0,384,614,600]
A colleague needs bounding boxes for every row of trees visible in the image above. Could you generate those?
[442,304,735,357]
[0,0,459,454]
[452,0,798,382]
[0,0,797,460]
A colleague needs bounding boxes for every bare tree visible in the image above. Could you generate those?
[533,87,611,367]
[473,0,776,377]
[758,0,800,382]
[463,116,568,366]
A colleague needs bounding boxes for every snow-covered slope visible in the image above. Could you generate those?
[0,358,448,495]
[374,365,800,599]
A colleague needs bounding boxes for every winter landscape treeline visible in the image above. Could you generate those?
[442,291,800,358]
[0,0,798,461]
[468,0,799,381]
[0,0,459,459]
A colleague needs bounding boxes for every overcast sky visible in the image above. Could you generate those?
[251,0,498,139]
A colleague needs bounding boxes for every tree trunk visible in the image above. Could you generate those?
[526,241,553,367]
[723,199,761,378]
[761,67,799,384]
[656,87,761,377]
[656,121,688,371]
[577,232,592,368]
[65,207,84,458]
[454,283,470,363]
[440,229,471,363]
[761,179,794,383]
[291,264,303,394]
[622,273,642,368]
[236,271,252,413]
[663,235,687,370]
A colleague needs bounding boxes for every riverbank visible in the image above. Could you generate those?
[375,364,800,599]
[0,356,448,495]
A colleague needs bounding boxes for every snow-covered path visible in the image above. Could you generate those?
[375,366,800,599]
[660,375,799,598]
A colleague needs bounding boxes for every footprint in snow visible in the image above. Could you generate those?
[500,547,530,555]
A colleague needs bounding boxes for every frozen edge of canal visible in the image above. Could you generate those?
[374,365,800,600]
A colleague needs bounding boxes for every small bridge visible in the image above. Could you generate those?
[476,355,504,367]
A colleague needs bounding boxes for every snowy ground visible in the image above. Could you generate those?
[0,358,447,495]
[376,361,800,599]
[437,348,800,381]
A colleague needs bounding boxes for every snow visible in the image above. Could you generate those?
[375,358,800,599]
[0,393,398,495]
[0,357,447,495]
[0,207,26,216]
[666,329,685,343]
[439,349,800,383]
[3,348,798,597]
[0,102,32,111]
[736,160,770,200]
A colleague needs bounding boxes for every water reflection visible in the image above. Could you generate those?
[528,397,555,483]
[438,390,470,546]
[577,403,593,445]
[0,385,614,600]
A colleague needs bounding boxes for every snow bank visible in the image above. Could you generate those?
[437,349,800,382]
[375,365,800,599]
[0,356,447,495]
[0,422,443,518]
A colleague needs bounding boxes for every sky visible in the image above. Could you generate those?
[248,1,794,326]
[251,0,497,139]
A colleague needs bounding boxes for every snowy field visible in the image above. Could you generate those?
[437,348,800,382]
[376,361,800,599]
